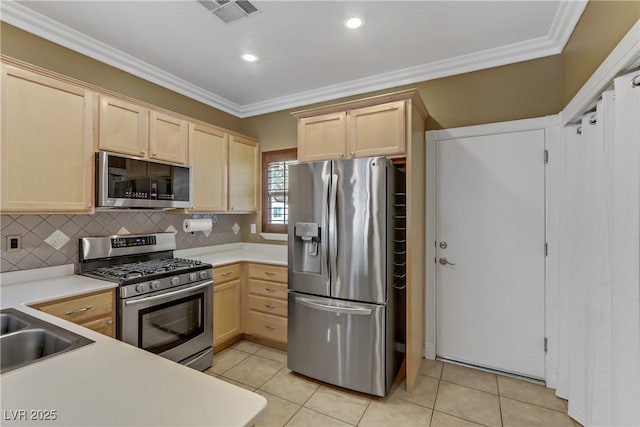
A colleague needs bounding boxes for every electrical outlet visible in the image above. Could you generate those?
[7,235,21,252]
[250,224,257,234]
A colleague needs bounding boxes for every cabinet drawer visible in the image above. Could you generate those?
[36,290,114,324]
[246,310,287,343]
[248,264,287,283]
[214,263,241,285]
[248,280,288,300]
[248,294,288,317]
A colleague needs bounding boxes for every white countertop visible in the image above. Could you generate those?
[174,242,287,267]
[0,242,288,427]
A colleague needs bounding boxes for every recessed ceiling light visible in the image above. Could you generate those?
[242,53,258,62]
[344,17,363,29]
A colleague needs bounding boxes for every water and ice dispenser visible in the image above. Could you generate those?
[292,222,322,274]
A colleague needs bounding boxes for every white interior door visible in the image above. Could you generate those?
[436,129,545,379]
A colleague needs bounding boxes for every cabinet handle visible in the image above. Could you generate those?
[339,153,344,158]
[152,152,158,157]
[221,272,233,277]
[265,325,276,330]
[264,272,277,276]
[107,320,113,325]
[141,150,147,155]
[350,152,355,157]
[65,306,92,315]
[264,304,276,309]
[87,203,93,209]
[265,288,276,293]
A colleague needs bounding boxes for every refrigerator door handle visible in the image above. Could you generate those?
[296,297,373,316]
[321,172,331,283]
[329,173,339,284]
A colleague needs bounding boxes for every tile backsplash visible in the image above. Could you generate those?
[0,212,243,273]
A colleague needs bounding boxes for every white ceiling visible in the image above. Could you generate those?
[2,1,587,117]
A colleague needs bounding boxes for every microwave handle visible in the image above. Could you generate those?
[124,280,212,306]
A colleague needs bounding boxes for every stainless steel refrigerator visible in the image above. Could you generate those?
[287,156,406,397]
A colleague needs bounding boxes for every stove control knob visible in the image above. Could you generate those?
[150,280,160,290]
[199,271,208,280]
[171,277,180,286]
[189,273,198,282]
[135,283,149,293]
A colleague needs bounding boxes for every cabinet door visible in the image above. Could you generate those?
[82,316,115,338]
[99,96,149,157]
[189,123,227,211]
[1,65,94,213]
[228,136,258,212]
[149,111,188,164]
[297,112,346,162]
[347,100,406,158]
[213,279,241,346]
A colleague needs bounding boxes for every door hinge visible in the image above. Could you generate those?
[544,242,548,257]
[544,149,549,164]
[544,337,548,353]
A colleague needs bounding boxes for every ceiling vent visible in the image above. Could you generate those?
[198,0,258,24]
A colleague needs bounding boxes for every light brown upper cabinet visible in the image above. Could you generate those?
[99,96,187,165]
[189,123,228,212]
[228,135,259,212]
[99,96,148,157]
[149,111,188,164]
[1,63,94,213]
[293,90,423,163]
[347,101,405,158]
[297,112,346,162]
[189,124,259,213]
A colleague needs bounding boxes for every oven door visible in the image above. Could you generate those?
[120,280,212,364]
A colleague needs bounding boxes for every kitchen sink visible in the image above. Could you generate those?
[0,313,29,335]
[0,308,94,374]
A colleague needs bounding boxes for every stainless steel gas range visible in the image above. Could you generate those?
[79,232,213,371]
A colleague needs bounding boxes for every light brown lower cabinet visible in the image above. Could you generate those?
[212,262,289,350]
[33,289,115,338]
[213,263,242,350]
[244,263,288,344]
[213,279,242,347]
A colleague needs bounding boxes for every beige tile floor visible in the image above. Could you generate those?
[204,340,578,427]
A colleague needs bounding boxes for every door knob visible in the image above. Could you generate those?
[439,257,456,266]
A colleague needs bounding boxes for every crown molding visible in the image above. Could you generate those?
[0,1,244,117]
[1,0,587,118]
[548,0,588,51]
[240,35,561,117]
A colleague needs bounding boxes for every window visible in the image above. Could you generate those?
[262,148,297,234]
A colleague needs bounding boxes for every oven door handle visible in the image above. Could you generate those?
[124,280,213,306]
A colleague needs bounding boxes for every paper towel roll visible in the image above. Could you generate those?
[183,218,213,233]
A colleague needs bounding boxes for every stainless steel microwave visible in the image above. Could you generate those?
[96,152,192,209]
